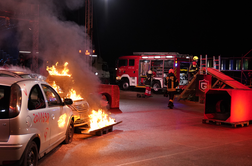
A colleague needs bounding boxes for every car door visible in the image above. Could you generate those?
[27,84,50,152]
[41,84,68,145]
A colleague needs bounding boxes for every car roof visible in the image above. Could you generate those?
[0,68,31,76]
[0,68,47,81]
[0,77,45,86]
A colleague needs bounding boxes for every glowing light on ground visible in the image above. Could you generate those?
[88,109,116,132]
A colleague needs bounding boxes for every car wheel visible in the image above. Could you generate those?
[64,120,74,144]
[152,82,161,92]
[22,141,38,166]
[121,81,129,90]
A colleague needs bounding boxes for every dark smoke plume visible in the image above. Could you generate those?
[0,0,103,108]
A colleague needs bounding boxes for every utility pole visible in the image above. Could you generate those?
[85,0,93,50]
[85,0,94,69]
[31,4,39,73]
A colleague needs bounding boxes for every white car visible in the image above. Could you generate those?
[0,77,74,166]
[0,68,47,81]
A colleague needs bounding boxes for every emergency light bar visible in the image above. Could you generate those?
[165,56,174,58]
[154,56,161,58]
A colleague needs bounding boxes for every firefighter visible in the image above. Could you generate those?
[165,69,178,109]
[144,70,153,97]
[189,56,199,80]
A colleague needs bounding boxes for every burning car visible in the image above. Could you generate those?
[0,77,74,166]
[46,62,121,135]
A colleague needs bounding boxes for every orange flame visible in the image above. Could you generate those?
[88,109,115,132]
[58,113,67,128]
[67,89,83,101]
[46,62,71,77]
[51,81,63,93]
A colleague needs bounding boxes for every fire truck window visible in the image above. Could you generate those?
[129,59,135,66]
[118,59,127,67]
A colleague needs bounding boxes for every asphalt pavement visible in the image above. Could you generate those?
[38,89,252,166]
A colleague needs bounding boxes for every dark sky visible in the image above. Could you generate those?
[71,1,252,67]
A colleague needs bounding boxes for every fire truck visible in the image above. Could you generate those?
[116,52,193,92]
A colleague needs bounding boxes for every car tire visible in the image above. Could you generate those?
[64,120,74,144]
[121,80,129,90]
[22,141,38,166]
[152,82,161,92]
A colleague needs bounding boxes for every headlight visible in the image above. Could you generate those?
[116,76,121,80]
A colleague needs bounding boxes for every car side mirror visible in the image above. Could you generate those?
[64,98,73,105]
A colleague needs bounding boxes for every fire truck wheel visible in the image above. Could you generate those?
[152,82,161,92]
[121,80,129,90]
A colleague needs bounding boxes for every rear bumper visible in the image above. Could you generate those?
[0,134,34,165]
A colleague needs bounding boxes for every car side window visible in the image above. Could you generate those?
[41,84,62,107]
[28,84,46,110]
[0,74,15,77]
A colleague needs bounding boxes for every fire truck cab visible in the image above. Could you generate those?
[116,52,193,92]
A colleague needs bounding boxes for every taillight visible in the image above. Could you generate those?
[9,84,21,118]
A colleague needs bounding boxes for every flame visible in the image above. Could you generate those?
[67,89,83,101]
[46,62,71,77]
[51,81,63,93]
[58,113,67,128]
[88,109,115,132]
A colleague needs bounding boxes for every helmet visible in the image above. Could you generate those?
[147,70,152,75]
[193,56,198,61]
[169,69,174,74]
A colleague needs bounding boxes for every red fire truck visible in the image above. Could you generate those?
[116,52,193,92]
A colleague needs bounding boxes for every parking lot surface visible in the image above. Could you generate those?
[38,90,252,166]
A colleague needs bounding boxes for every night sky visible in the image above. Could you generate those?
[69,1,252,67]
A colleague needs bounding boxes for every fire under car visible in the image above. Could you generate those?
[0,77,74,166]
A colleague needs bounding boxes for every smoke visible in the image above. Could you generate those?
[65,0,85,10]
[0,0,103,108]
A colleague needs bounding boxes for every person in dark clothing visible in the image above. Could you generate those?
[165,69,178,109]
[144,70,153,97]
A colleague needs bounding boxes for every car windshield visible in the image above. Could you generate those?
[0,85,10,119]
[19,74,33,78]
